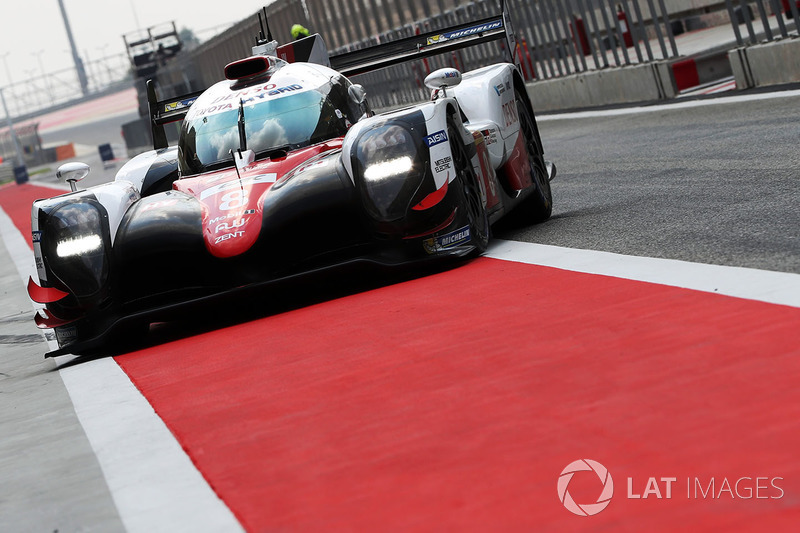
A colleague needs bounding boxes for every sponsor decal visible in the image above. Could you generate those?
[425,20,503,45]
[208,210,255,224]
[267,84,303,96]
[199,173,277,200]
[423,225,471,254]
[195,84,302,116]
[193,103,235,117]
[502,100,519,127]
[218,190,248,211]
[443,69,460,78]
[480,128,498,146]
[210,213,237,224]
[164,97,198,113]
[289,159,329,178]
[210,84,277,104]
[32,230,42,243]
[141,199,179,212]
[35,256,44,270]
[494,83,505,96]
[215,218,248,233]
[425,130,448,148]
[215,230,245,244]
[434,156,452,173]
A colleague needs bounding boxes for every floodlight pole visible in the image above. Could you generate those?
[57,0,90,96]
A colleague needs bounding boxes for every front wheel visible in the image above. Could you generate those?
[448,120,489,255]
[515,89,552,223]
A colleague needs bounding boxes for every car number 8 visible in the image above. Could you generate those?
[220,190,248,210]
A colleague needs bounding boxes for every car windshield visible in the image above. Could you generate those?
[179,88,349,175]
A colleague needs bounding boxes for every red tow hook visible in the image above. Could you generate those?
[27,277,69,304]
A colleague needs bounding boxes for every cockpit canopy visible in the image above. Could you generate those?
[178,62,361,176]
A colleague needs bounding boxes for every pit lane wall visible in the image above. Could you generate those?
[525,61,679,112]
[729,37,800,89]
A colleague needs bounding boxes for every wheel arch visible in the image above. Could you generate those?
[511,69,545,159]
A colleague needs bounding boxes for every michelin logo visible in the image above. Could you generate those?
[164,97,198,112]
[425,130,448,147]
[423,225,471,254]
[426,21,503,45]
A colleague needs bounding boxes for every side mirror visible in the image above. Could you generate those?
[424,68,462,98]
[56,162,90,192]
[348,84,367,105]
[349,84,371,119]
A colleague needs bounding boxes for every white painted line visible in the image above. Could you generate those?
[58,359,244,532]
[0,204,243,533]
[702,80,737,95]
[487,239,800,308]
[0,203,43,314]
[538,88,800,121]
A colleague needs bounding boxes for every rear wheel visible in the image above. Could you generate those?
[515,89,552,223]
[448,120,489,255]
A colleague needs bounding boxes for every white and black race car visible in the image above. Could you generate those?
[28,5,555,356]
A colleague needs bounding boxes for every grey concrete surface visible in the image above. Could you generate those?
[498,92,800,274]
[0,238,124,532]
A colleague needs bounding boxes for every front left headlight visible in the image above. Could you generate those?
[355,123,425,222]
[43,200,110,301]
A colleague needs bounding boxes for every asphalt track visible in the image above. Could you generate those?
[1,89,799,531]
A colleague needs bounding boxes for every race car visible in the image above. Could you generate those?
[28,6,555,357]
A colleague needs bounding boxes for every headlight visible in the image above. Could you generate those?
[363,155,413,181]
[57,234,103,257]
[43,201,110,300]
[356,124,424,222]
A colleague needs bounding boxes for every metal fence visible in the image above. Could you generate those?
[724,0,800,45]
[155,0,696,110]
[2,53,132,120]
[330,0,687,109]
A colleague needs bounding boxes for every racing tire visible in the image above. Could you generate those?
[448,120,489,255]
[515,89,552,223]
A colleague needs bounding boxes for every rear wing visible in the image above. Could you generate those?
[330,2,518,77]
[147,80,202,150]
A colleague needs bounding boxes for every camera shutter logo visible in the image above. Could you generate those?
[557,459,614,516]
